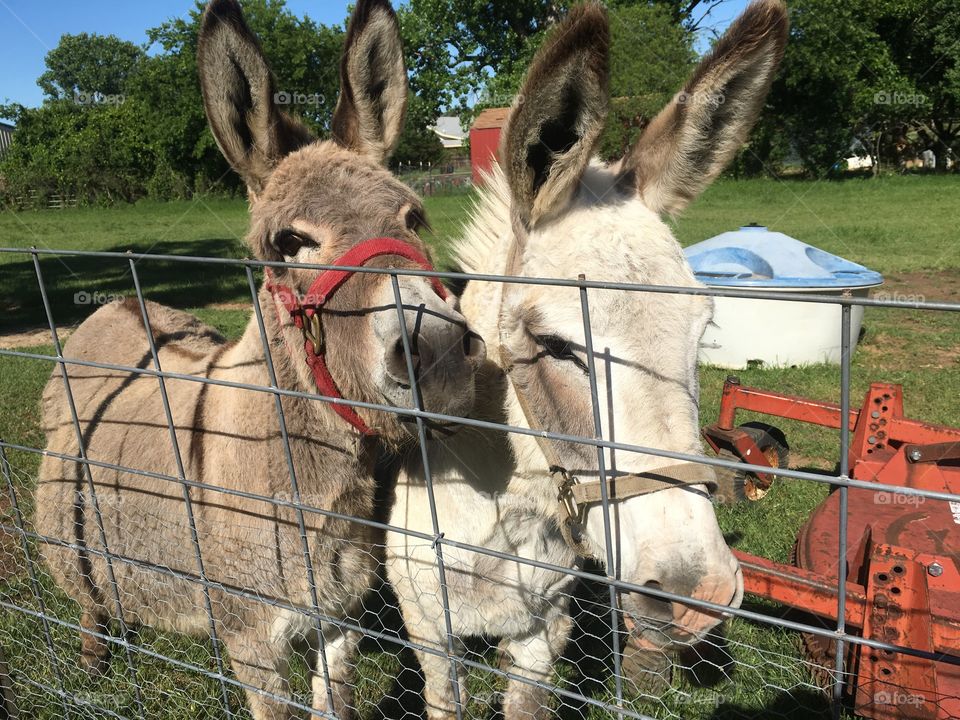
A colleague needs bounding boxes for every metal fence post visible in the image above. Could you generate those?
[389,274,465,720]
[578,276,626,714]
[833,299,853,716]
[30,250,145,716]
[127,258,234,717]
[243,265,337,717]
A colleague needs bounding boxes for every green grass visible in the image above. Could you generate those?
[0,178,958,718]
[671,174,960,273]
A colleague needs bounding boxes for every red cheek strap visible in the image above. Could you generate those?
[265,237,449,436]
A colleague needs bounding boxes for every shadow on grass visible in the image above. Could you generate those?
[706,688,834,719]
[0,238,249,334]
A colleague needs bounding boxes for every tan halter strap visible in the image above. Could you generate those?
[509,369,716,559]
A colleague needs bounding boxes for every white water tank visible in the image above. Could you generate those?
[684,225,884,368]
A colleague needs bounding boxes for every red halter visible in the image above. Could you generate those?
[265,237,449,436]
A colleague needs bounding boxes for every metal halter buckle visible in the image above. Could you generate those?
[552,467,581,522]
[301,310,324,352]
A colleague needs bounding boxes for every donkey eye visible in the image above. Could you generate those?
[405,207,429,233]
[535,334,589,373]
[274,228,316,257]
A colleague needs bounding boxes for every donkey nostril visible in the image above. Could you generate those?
[386,337,420,381]
[393,338,418,361]
[462,331,485,360]
[640,580,674,623]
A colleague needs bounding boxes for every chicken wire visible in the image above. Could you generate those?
[0,246,957,720]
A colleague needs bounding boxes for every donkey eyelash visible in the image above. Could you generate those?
[274,228,317,257]
[405,207,431,233]
[534,334,590,374]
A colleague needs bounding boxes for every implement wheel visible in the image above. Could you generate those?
[713,422,789,504]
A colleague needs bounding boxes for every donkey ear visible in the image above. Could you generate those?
[501,2,609,227]
[624,0,787,216]
[198,0,313,196]
[331,0,408,164]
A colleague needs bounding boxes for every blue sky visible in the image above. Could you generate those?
[0,0,750,112]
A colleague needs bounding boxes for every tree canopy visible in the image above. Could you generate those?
[753,0,960,176]
[1,0,956,206]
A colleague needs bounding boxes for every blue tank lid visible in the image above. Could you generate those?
[684,224,883,288]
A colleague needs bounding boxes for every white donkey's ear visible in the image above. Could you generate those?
[624,0,788,216]
[198,0,313,196]
[331,0,408,165]
[501,2,609,227]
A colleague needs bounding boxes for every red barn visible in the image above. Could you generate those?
[469,108,510,186]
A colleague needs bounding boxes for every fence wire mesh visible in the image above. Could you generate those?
[0,246,958,720]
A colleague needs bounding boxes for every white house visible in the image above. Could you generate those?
[430,117,466,149]
[0,121,13,157]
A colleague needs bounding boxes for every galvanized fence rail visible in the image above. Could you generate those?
[0,245,958,720]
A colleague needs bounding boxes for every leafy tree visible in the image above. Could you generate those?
[0,99,158,205]
[393,94,446,165]
[468,3,695,161]
[135,0,344,195]
[37,33,144,101]
[399,0,566,120]
[400,0,721,123]
[749,0,959,176]
[600,3,695,159]
[613,0,734,30]
[1,0,346,205]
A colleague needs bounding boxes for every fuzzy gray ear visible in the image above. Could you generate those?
[624,0,788,216]
[500,2,610,227]
[198,0,313,196]
[331,0,408,164]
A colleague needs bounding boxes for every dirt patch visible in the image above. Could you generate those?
[872,268,960,303]
[860,328,959,369]
[0,327,73,350]
[861,269,960,370]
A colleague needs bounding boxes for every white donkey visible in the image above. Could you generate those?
[383,1,788,717]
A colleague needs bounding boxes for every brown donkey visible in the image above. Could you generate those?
[34,1,483,717]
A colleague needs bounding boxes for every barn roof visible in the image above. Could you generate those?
[471,107,510,131]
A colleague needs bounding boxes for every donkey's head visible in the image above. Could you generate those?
[476,0,787,649]
[199,0,484,443]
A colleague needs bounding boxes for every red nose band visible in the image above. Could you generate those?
[265,237,449,435]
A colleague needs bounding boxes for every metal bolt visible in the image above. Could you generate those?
[727,375,741,385]
[868,435,877,444]
[909,449,922,462]
[928,562,944,577]
[871,410,881,419]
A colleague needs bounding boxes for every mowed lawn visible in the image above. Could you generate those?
[0,175,958,719]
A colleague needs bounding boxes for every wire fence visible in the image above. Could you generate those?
[0,245,958,719]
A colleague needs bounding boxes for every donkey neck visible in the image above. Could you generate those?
[454,166,562,497]
[222,286,372,461]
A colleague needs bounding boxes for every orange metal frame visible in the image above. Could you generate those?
[703,379,960,719]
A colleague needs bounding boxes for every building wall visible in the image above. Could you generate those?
[469,127,501,185]
[0,124,13,157]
